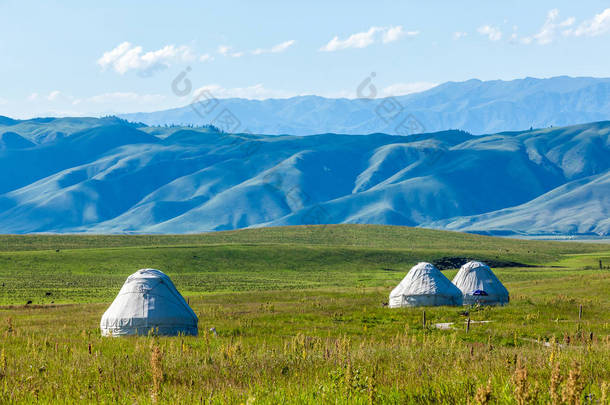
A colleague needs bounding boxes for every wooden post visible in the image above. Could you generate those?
[422,311,426,328]
[466,317,471,333]
[187,297,190,305]
[600,260,603,270]
[578,304,583,321]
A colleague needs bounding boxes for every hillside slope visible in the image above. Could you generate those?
[0,118,608,235]
[428,171,610,235]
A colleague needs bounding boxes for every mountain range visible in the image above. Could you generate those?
[0,115,608,235]
[120,76,610,136]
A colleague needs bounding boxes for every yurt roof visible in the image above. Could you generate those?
[452,261,509,296]
[390,262,462,297]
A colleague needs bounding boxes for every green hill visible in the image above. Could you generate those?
[0,225,607,305]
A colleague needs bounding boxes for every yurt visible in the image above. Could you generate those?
[100,269,198,336]
[389,262,463,307]
[452,261,509,305]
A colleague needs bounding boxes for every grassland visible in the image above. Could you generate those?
[0,225,608,404]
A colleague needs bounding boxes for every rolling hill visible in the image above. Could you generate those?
[0,116,608,235]
[428,171,610,236]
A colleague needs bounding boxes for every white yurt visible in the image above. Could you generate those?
[452,261,509,305]
[389,262,463,307]
[100,269,198,336]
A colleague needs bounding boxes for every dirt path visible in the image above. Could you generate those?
[433,320,492,330]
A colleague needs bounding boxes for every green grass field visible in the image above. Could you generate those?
[0,225,608,404]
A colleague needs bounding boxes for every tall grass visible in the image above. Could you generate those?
[0,288,608,404]
[0,226,607,403]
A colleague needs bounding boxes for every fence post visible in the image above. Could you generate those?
[578,304,582,321]
[466,317,471,333]
[422,311,426,328]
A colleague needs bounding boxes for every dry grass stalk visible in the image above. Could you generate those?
[5,318,13,337]
[367,369,377,405]
[0,348,6,379]
[474,378,492,404]
[512,358,531,405]
[562,362,584,405]
[549,360,562,405]
[150,342,163,402]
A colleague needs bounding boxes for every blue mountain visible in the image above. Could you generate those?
[120,76,610,135]
[0,116,608,235]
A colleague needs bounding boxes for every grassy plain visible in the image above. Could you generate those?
[0,225,608,403]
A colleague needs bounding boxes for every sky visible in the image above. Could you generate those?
[1,0,610,118]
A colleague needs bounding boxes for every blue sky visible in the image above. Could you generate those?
[1,0,610,118]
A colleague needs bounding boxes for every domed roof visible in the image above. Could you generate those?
[389,262,462,307]
[452,261,509,305]
[100,269,198,336]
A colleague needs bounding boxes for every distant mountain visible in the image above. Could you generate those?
[120,76,610,135]
[0,116,608,235]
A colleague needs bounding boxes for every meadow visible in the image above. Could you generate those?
[0,225,608,404]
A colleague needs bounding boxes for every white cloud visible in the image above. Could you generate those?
[194,83,295,100]
[271,40,296,52]
[382,26,418,43]
[216,45,244,58]
[191,80,437,101]
[251,39,296,55]
[504,8,610,46]
[532,9,560,44]
[561,18,576,27]
[520,36,533,45]
[508,26,520,44]
[218,45,232,56]
[381,82,438,97]
[17,89,170,117]
[519,9,574,45]
[453,31,467,40]
[564,8,610,37]
[47,90,62,102]
[320,26,416,51]
[477,25,502,41]
[26,91,73,103]
[199,53,214,62]
[0,97,7,105]
[97,42,194,76]
[218,40,296,58]
[78,92,166,105]
[322,27,380,51]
